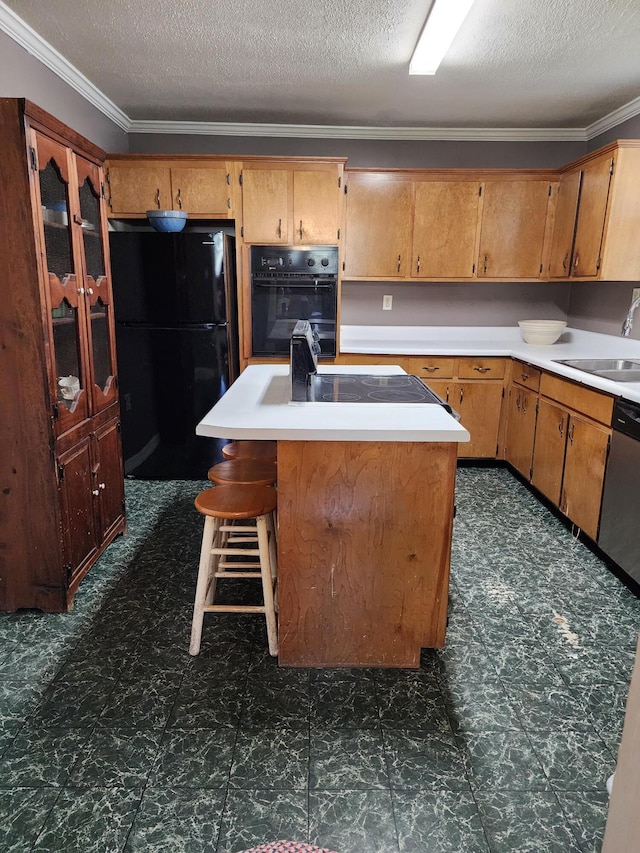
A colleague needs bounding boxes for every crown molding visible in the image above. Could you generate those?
[2,1,640,144]
[128,119,587,142]
[585,94,640,140]
[0,1,130,131]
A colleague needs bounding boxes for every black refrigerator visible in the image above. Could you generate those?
[109,229,239,479]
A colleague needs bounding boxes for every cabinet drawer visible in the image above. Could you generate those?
[335,354,405,368]
[404,356,456,379]
[540,373,614,425]
[458,357,506,380]
[512,359,541,391]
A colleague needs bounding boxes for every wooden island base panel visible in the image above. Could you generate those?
[276,440,458,668]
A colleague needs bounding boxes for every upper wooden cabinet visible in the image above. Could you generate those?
[240,159,345,245]
[477,179,553,278]
[343,172,413,277]
[547,142,640,281]
[105,157,236,218]
[412,181,482,278]
[344,170,554,281]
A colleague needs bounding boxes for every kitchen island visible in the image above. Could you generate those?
[197,364,469,667]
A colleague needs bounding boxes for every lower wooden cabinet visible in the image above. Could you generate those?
[504,384,538,477]
[431,381,503,458]
[530,382,612,541]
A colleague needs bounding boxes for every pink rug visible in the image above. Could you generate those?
[237,844,339,853]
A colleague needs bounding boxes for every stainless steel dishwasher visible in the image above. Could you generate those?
[598,398,640,585]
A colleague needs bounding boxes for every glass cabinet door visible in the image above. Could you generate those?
[76,157,118,412]
[34,131,89,433]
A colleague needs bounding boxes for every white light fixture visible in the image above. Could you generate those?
[409,0,476,75]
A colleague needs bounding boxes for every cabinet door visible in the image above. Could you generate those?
[412,181,481,278]
[170,166,232,217]
[548,170,582,277]
[572,154,614,277]
[531,399,567,505]
[293,170,341,244]
[75,156,118,415]
[242,167,290,243]
[58,437,99,582]
[107,164,172,215]
[456,382,503,459]
[344,174,413,277]
[561,415,610,540]
[477,181,551,278]
[504,386,537,478]
[93,418,125,540]
[33,131,90,435]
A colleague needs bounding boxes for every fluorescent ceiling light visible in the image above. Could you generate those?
[410,0,476,75]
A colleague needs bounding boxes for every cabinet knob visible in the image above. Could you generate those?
[87,288,94,295]
[92,489,99,496]
[77,287,85,294]
[99,482,106,490]
[520,372,529,381]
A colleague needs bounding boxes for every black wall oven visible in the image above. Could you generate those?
[250,245,338,357]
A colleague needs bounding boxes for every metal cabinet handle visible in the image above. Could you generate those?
[155,188,160,208]
[416,255,421,274]
[559,416,564,438]
[562,253,569,271]
[77,287,85,294]
[568,423,575,445]
[515,392,521,411]
[522,395,527,414]
[299,220,303,239]
[92,488,99,496]
[87,288,94,295]
[277,218,282,239]
[423,366,439,372]
[397,254,401,272]
[573,254,579,268]
[445,386,450,403]
[483,254,488,274]
[459,386,464,405]
[99,482,106,490]
[176,188,182,209]
[473,366,491,373]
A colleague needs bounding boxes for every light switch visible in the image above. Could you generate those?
[383,294,393,310]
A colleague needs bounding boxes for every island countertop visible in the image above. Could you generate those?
[196,364,470,443]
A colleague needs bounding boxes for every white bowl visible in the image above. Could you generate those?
[518,320,567,345]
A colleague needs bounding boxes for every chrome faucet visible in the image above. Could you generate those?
[621,294,640,336]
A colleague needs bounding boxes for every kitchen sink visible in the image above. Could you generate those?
[555,358,640,382]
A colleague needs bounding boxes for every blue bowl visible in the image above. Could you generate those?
[146,209,188,233]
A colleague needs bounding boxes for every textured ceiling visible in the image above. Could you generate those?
[4,0,640,128]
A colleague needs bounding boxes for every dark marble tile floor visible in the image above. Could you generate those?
[1,468,638,852]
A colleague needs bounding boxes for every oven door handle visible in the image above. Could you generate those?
[252,280,335,289]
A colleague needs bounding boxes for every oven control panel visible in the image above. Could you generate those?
[250,245,339,276]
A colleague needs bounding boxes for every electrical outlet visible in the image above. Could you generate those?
[633,287,640,303]
[383,294,393,310]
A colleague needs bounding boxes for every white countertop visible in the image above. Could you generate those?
[196,364,470,442]
[341,325,640,405]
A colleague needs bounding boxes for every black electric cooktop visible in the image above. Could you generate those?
[308,373,446,404]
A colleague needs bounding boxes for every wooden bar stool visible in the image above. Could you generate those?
[207,458,277,486]
[190,484,278,657]
[222,440,277,462]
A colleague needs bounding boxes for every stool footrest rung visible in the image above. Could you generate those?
[202,604,267,614]
[211,547,259,557]
[214,571,262,579]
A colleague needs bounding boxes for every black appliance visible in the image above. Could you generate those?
[109,230,239,479]
[250,244,338,357]
[290,319,457,411]
[598,398,640,585]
